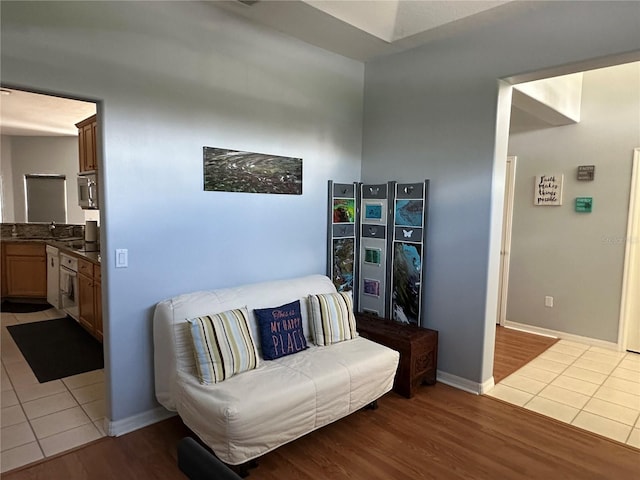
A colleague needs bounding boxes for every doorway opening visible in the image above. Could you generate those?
[487,60,640,449]
[0,85,106,471]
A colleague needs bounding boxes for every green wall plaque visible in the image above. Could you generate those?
[575,197,593,213]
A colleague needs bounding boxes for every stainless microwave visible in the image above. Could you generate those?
[77,172,99,209]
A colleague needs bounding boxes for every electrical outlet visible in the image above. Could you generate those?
[545,296,554,308]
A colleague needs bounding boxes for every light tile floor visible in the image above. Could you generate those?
[1,308,106,473]
[487,338,640,448]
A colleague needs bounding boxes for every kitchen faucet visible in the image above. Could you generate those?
[49,221,56,235]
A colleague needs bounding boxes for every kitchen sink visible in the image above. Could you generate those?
[64,240,86,250]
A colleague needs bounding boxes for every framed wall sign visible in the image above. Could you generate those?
[575,197,593,212]
[534,174,563,206]
[577,165,595,181]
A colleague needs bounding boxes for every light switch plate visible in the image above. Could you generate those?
[115,248,128,268]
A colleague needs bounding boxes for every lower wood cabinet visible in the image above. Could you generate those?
[94,264,103,342]
[77,258,103,342]
[4,243,46,298]
[1,243,6,298]
[78,268,95,333]
[2,241,103,342]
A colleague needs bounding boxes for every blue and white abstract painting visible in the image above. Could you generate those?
[394,200,423,227]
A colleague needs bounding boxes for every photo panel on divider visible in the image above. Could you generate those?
[390,181,429,326]
[358,183,389,317]
[327,181,359,295]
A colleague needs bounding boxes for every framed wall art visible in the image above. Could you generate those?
[363,278,381,297]
[364,247,382,265]
[333,198,355,223]
[203,146,302,195]
[364,202,383,222]
[534,174,563,206]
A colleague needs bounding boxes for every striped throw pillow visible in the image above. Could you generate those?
[308,292,358,346]
[188,307,259,384]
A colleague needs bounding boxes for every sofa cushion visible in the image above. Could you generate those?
[308,292,358,346]
[254,300,308,360]
[188,307,259,384]
[176,337,398,465]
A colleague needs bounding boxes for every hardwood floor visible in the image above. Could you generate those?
[493,325,558,383]
[4,326,634,478]
[4,382,638,479]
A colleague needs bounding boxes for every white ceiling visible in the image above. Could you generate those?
[307,0,509,42]
[0,89,96,137]
[215,0,514,61]
[0,0,513,137]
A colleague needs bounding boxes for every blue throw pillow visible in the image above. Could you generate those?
[254,300,308,360]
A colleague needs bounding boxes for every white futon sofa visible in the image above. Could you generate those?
[153,274,399,466]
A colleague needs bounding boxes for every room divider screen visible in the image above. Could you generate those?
[327,180,430,326]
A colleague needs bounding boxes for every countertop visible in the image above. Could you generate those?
[2,237,101,265]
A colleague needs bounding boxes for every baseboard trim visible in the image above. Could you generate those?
[504,320,620,351]
[105,407,176,437]
[437,370,494,395]
[480,376,495,394]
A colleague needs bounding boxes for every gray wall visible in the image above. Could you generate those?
[1,1,364,423]
[507,62,640,342]
[7,136,85,224]
[0,136,15,222]
[362,1,640,384]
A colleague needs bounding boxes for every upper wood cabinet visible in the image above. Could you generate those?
[76,114,97,172]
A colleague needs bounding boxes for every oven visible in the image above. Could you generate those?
[60,253,79,321]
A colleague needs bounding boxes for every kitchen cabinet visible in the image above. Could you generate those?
[46,245,60,309]
[76,114,97,172]
[1,243,6,298]
[4,243,46,298]
[94,264,103,342]
[78,258,95,335]
[77,257,103,342]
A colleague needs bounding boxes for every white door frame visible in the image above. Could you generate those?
[619,148,640,352]
[497,156,517,326]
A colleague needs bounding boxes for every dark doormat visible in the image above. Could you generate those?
[7,316,103,383]
[1,301,52,313]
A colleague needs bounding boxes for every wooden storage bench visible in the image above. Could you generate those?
[355,313,438,398]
